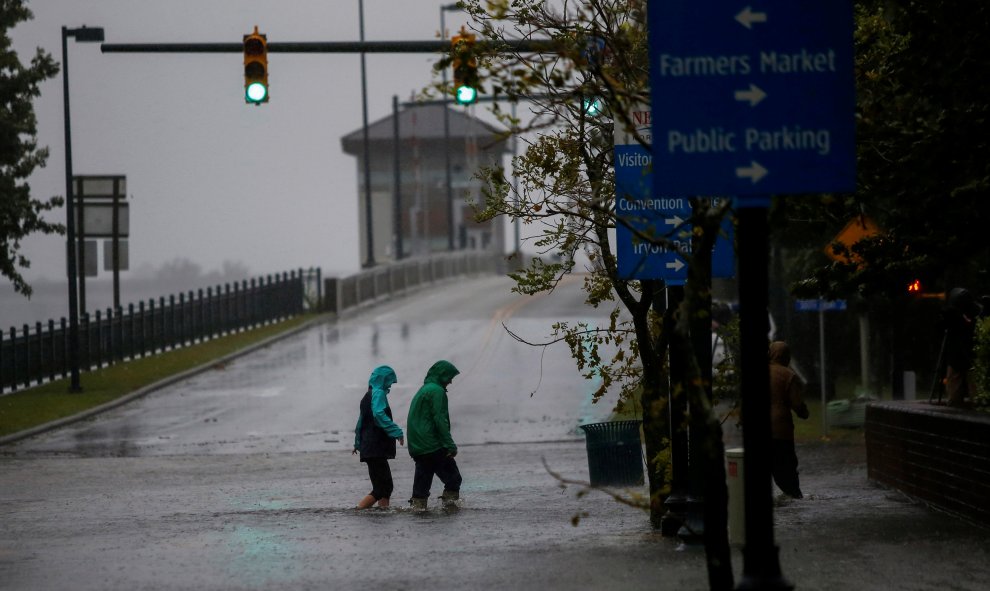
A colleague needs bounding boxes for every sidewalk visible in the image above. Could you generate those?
[2,435,989,590]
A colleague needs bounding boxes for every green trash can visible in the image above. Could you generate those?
[579,420,644,486]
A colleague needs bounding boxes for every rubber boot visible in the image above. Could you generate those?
[376,497,390,509]
[409,497,428,512]
[356,494,376,510]
[440,490,459,510]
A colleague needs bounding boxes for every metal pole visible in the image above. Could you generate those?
[112,178,121,310]
[102,39,558,55]
[735,196,791,591]
[441,6,455,251]
[77,180,87,316]
[392,94,403,260]
[359,0,375,267]
[511,101,520,255]
[61,27,82,392]
[820,306,828,436]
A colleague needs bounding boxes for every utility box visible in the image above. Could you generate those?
[726,447,745,546]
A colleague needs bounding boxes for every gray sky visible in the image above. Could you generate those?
[12,0,487,282]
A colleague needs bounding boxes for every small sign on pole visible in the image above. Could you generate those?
[796,298,847,436]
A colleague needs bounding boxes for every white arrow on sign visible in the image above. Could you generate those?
[734,83,767,107]
[736,161,769,183]
[666,258,685,272]
[665,214,685,227]
[735,6,768,29]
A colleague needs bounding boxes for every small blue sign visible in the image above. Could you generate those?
[795,299,847,312]
[648,1,855,195]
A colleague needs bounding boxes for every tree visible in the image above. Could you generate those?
[451,1,734,587]
[0,0,60,297]
[777,1,990,396]
[789,0,990,300]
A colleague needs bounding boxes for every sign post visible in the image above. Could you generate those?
[648,2,856,588]
[75,175,128,309]
[796,299,848,435]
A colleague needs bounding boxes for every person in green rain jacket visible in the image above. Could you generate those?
[352,365,404,509]
[406,360,461,509]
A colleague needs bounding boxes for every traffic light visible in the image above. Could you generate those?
[450,29,478,105]
[243,26,269,104]
[582,96,605,117]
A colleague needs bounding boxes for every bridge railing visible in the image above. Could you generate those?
[323,251,502,315]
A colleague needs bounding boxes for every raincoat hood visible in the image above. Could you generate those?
[424,360,459,388]
[368,365,398,393]
[769,341,791,366]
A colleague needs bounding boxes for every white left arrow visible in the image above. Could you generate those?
[736,161,769,183]
[734,83,767,107]
[735,6,768,29]
[666,258,685,272]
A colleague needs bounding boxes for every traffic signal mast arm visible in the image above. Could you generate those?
[102,35,556,106]
[102,39,556,54]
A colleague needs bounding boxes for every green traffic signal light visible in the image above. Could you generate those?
[245,81,268,103]
[583,96,604,117]
[455,84,478,105]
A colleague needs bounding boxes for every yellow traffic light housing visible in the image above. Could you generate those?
[450,29,478,105]
[243,26,269,104]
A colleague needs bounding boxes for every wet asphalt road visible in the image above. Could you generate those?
[4,274,990,590]
[9,274,617,457]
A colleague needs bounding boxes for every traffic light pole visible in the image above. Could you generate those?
[358,0,375,267]
[441,4,460,252]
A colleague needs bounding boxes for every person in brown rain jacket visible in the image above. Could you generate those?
[769,341,810,498]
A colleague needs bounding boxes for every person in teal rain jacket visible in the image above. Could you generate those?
[406,360,461,510]
[352,366,404,509]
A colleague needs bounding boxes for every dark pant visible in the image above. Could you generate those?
[411,449,462,499]
[365,458,393,500]
[771,439,803,498]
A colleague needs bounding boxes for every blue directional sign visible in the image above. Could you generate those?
[614,110,735,281]
[647,2,855,195]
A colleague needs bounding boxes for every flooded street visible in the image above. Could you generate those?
[1,442,675,590]
[2,275,679,590]
[3,275,990,590]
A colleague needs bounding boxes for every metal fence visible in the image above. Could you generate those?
[0,252,505,394]
[1,270,307,393]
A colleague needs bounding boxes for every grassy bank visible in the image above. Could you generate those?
[0,315,317,439]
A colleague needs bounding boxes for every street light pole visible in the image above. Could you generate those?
[61,25,104,393]
[358,0,375,267]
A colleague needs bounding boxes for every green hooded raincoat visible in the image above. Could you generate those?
[406,360,460,457]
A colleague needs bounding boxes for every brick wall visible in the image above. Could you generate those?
[865,401,990,527]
